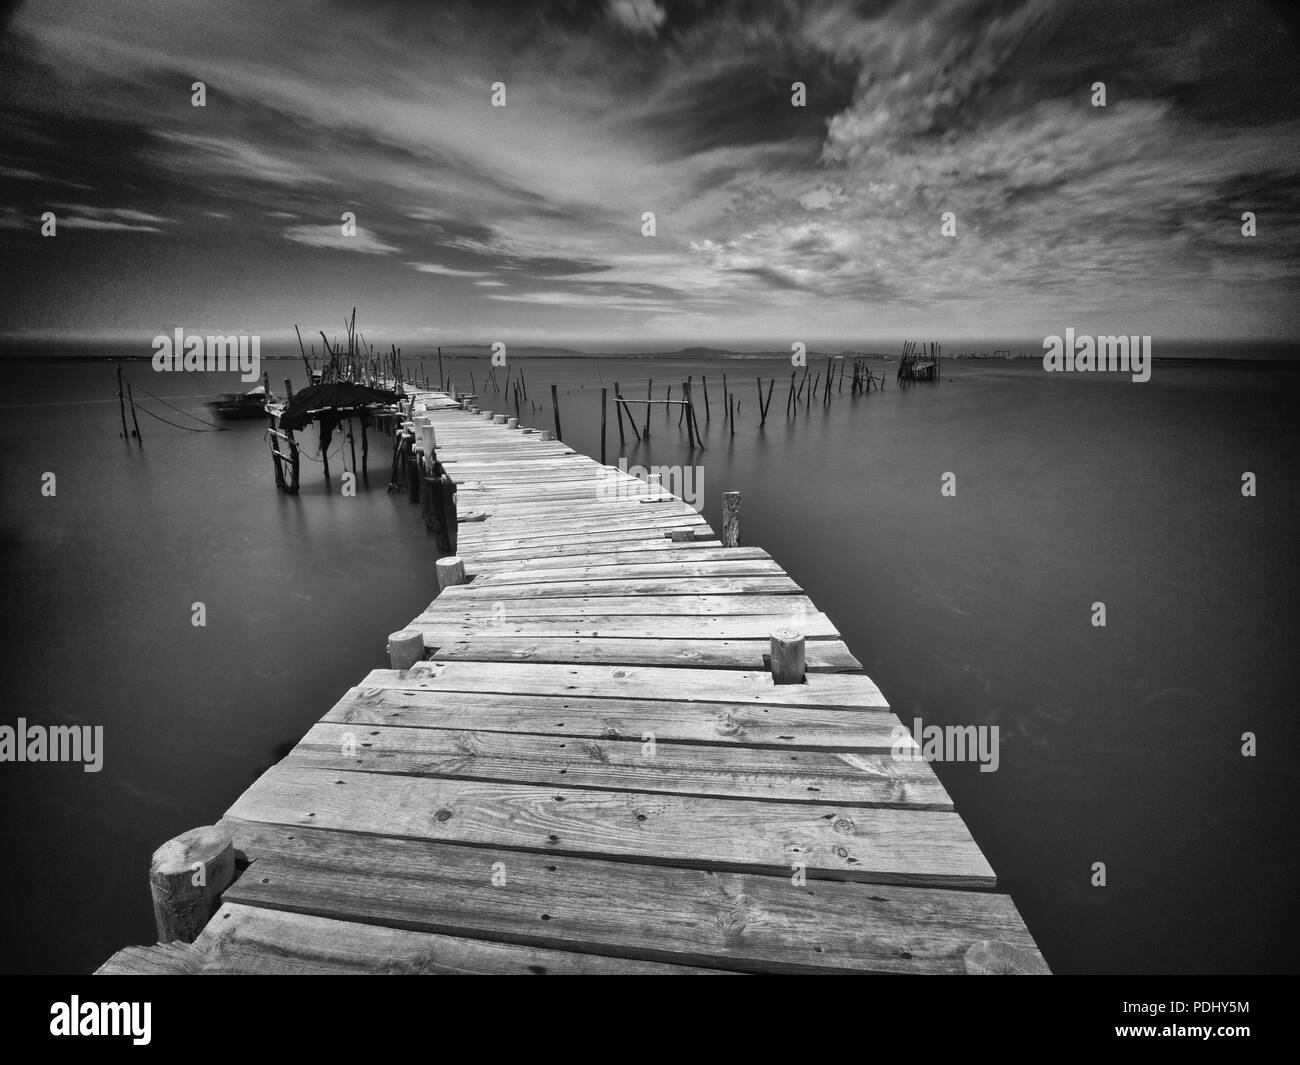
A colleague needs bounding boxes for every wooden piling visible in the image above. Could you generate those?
[387,630,424,670]
[643,379,652,438]
[601,387,608,465]
[769,629,806,685]
[550,384,563,442]
[722,490,740,547]
[115,364,129,439]
[614,381,627,446]
[126,381,142,442]
[701,374,711,420]
[149,825,235,944]
[436,556,467,591]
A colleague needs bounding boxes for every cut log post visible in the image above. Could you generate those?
[964,940,1051,975]
[539,429,555,441]
[149,825,235,944]
[387,629,425,670]
[419,421,436,458]
[722,490,740,547]
[436,556,467,591]
[770,628,805,685]
[669,529,695,543]
[506,417,518,429]
[493,414,508,424]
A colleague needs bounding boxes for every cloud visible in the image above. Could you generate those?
[282,223,399,255]
[407,262,493,278]
[608,0,667,38]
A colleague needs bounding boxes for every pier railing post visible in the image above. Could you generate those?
[722,491,740,547]
[149,825,236,944]
[770,628,805,684]
[387,629,425,670]
[437,556,467,591]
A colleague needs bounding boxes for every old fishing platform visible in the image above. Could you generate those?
[97,383,1047,976]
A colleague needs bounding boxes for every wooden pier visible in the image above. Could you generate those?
[98,390,1047,976]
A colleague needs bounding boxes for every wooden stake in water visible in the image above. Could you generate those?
[115,364,129,439]
[550,383,563,442]
[126,381,142,442]
[600,387,607,465]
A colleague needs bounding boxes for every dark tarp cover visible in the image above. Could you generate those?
[277,383,404,431]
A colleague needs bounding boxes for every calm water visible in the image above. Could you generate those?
[1,355,1297,974]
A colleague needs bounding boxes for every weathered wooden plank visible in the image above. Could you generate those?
[291,722,947,808]
[419,594,820,618]
[325,685,901,750]
[467,559,784,586]
[224,765,994,887]
[437,576,802,599]
[411,612,841,639]
[362,662,891,709]
[100,902,727,975]
[468,540,727,565]
[222,826,1042,974]
[426,635,861,672]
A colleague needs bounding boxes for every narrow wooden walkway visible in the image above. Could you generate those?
[99,392,1047,975]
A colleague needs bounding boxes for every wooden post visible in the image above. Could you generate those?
[701,374,710,420]
[436,556,467,591]
[115,365,129,439]
[728,393,735,436]
[126,381,143,442]
[493,414,507,424]
[669,529,694,543]
[643,379,652,438]
[506,417,518,429]
[149,825,235,944]
[722,490,740,546]
[387,630,424,670]
[614,381,626,447]
[683,382,695,450]
[722,373,729,423]
[600,387,607,465]
[770,629,805,684]
[540,429,554,441]
[757,377,765,426]
[550,384,563,442]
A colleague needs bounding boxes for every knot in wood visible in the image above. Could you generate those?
[435,808,453,822]
[831,815,855,834]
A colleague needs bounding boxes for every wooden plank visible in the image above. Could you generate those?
[324,685,900,750]
[291,722,951,808]
[419,594,820,618]
[100,902,727,975]
[468,540,727,565]
[222,825,1040,974]
[426,635,861,672]
[362,662,891,709]
[466,559,784,586]
[437,576,802,599]
[224,765,995,887]
[411,613,842,639]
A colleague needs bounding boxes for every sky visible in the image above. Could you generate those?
[1,0,1299,351]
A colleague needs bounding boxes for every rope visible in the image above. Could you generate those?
[132,402,221,432]
[137,387,227,429]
